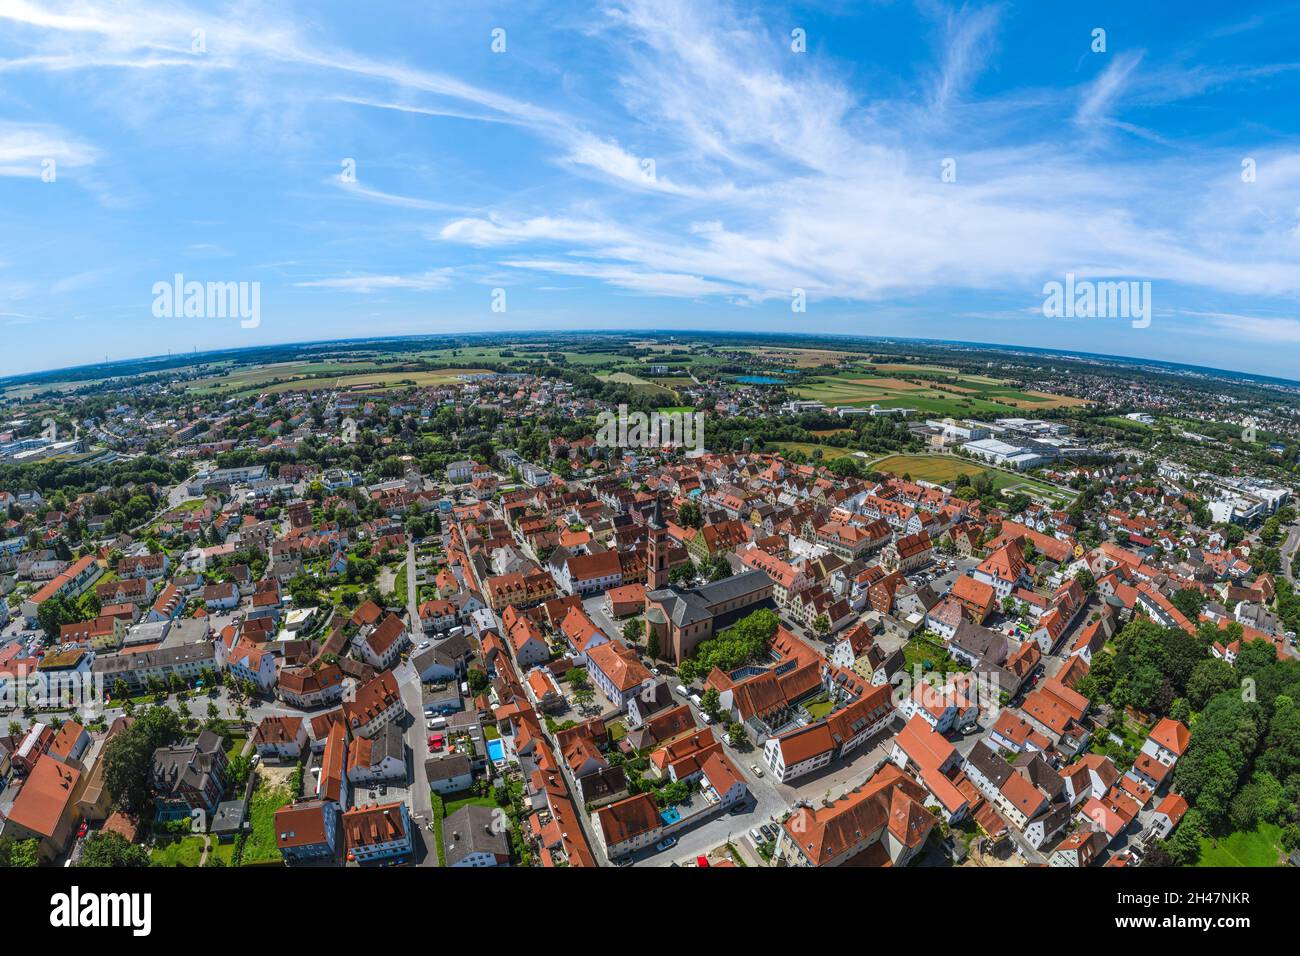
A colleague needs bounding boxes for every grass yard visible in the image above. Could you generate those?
[804,697,835,719]
[241,784,294,865]
[903,637,958,674]
[149,835,205,867]
[444,792,498,816]
[1196,823,1285,867]
[224,733,248,762]
[150,835,236,867]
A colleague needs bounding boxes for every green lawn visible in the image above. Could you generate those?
[903,637,957,674]
[240,784,293,865]
[150,836,236,867]
[443,791,498,817]
[1196,823,1285,867]
[224,734,248,761]
[149,835,205,867]
[804,697,835,719]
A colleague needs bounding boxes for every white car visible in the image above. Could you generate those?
[750,763,765,778]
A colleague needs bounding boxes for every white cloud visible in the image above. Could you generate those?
[0,120,98,176]
[294,269,453,293]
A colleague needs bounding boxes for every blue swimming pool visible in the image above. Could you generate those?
[487,739,505,761]
[660,807,682,825]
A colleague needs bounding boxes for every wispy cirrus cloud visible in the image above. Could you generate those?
[3,0,1300,378]
[293,269,454,293]
[0,119,98,176]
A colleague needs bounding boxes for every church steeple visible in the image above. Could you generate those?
[647,496,668,590]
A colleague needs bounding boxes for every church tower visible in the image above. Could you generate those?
[647,497,670,590]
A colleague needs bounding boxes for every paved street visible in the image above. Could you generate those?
[393,655,437,866]
[1281,522,1300,582]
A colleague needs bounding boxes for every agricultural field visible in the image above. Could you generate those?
[187,362,493,397]
[737,346,864,368]
[596,371,681,402]
[416,345,630,366]
[792,368,1088,417]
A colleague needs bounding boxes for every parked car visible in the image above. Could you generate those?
[749,827,764,844]
[655,836,677,852]
[749,763,764,778]
[761,824,777,842]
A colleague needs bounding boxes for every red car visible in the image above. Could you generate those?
[77,822,88,839]
[428,734,445,751]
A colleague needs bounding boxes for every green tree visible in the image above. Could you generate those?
[701,687,722,721]
[622,618,645,645]
[1186,658,1237,710]
[102,706,183,815]
[0,837,40,867]
[77,831,152,867]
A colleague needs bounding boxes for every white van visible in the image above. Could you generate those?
[426,716,448,731]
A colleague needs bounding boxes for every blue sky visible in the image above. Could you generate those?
[2,0,1299,379]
